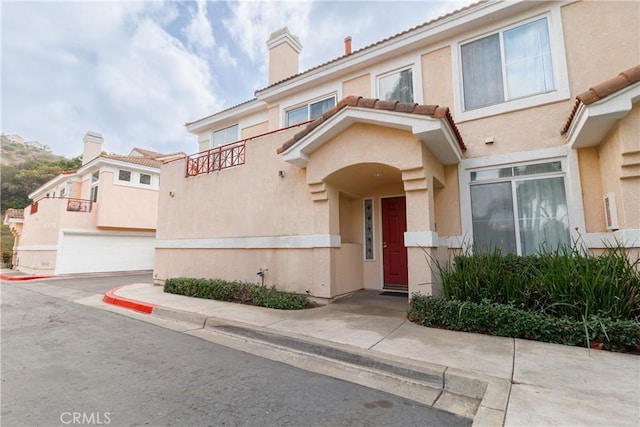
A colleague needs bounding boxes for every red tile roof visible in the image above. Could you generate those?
[277,96,465,154]
[260,1,484,93]
[186,2,483,127]
[101,154,163,168]
[562,65,640,134]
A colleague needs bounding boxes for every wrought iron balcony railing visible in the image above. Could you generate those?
[185,140,246,177]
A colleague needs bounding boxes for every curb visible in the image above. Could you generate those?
[0,274,52,281]
[103,286,158,314]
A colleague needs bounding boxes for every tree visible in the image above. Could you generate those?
[1,156,82,212]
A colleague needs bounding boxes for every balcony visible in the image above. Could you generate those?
[185,140,246,177]
[24,197,97,231]
[66,198,93,213]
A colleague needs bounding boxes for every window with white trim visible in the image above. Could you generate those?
[139,173,151,185]
[469,160,570,255]
[118,169,131,182]
[378,68,414,103]
[213,124,238,147]
[90,171,99,202]
[461,17,555,111]
[285,96,336,126]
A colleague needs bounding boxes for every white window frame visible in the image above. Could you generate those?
[90,171,100,202]
[376,65,415,103]
[139,173,152,186]
[459,146,587,253]
[284,94,337,127]
[452,5,570,122]
[363,198,376,261]
[212,124,239,148]
[118,169,132,182]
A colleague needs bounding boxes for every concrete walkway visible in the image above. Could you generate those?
[105,283,638,426]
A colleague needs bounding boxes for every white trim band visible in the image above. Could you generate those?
[404,231,439,248]
[155,234,342,249]
[14,245,59,251]
[582,229,640,249]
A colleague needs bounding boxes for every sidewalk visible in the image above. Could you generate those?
[106,283,639,427]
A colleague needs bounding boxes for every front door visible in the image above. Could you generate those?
[381,196,408,289]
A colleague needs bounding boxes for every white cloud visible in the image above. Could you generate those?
[183,0,216,52]
[1,0,476,157]
[1,1,219,157]
[222,0,313,89]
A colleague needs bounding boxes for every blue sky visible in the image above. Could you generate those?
[1,0,471,157]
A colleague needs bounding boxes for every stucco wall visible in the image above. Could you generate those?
[96,172,158,230]
[342,74,371,98]
[434,164,461,236]
[577,147,605,233]
[421,46,454,108]
[157,126,314,240]
[596,106,640,230]
[561,1,640,95]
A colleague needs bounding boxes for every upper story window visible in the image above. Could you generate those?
[139,174,151,185]
[90,171,100,202]
[461,17,554,110]
[213,124,238,147]
[285,96,336,126]
[118,170,131,182]
[378,68,414,103]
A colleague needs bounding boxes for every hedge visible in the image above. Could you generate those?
[408,295,640,353]
[164,277,314,310]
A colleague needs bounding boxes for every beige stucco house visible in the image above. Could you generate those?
[154,0,640,301]
[7,132,183,275]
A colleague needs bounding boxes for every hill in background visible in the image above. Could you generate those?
[1,134,62,167]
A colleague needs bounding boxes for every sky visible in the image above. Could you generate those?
[1,0,472,158]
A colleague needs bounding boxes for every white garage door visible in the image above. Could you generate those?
[56,232,155,274]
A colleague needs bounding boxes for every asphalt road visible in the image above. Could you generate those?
[1,279,470,426]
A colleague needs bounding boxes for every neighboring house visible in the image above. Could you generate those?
[154,0,639,300]
[8,132,184,275]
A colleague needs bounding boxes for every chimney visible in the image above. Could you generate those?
[344,36,352,56]
[82,131,103,165]
[266,27,302,85]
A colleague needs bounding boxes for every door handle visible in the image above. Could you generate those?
[383,242,387,248]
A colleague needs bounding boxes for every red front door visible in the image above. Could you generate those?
[382,196,408,288]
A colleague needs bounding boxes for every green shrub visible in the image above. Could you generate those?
[164,277,314,310]
[433,244,640,321]
[408,295,640,353]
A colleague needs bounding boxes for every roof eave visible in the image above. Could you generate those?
[256,0,541,102]
[566,84,640,148]
[185,99,266,134]
[282,106,464,168]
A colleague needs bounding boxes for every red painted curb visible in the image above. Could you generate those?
[0,274,52,281]
[103,286,157,314]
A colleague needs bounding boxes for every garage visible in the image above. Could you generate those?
[55,231,155,274]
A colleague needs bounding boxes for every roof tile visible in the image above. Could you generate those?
[374,100,399,111]
[276,95,466,155]
[562,64,640,134]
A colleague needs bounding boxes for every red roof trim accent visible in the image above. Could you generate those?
[562,65,640,135]
[276,96,465,155]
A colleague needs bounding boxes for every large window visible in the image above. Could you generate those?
[470,161,570,255]
[461,17,554,110]
[213,124,239,147]
[378,68,413,103]
[285,96,336,126]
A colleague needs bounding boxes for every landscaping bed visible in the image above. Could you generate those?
[164,277,316,310]
[409,246,640,353]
